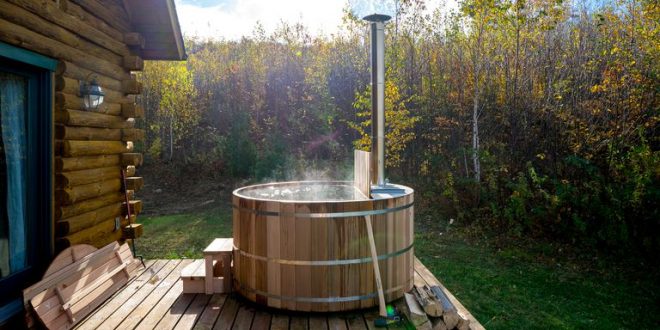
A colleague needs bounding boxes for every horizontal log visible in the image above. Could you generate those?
[56,126,121,141]
[70,0,131,33]
[55,92,122,115]
[122,200,143,216]
[124,33,145,48]
[122,128,145,141]
[56,166,120,188]
[0,17,128,81]
[56,202,122,236]
[0,1,128,63]
[56,216,128,249]
[121,153,143,167]
[56,109,133,129]
[60,61,123,91]
[56,126,144,142]
[55,76,79,95]
[56,178,121,205]
[123,55,144,71]
[125,177,144,192]
[121,103,144,119]
[56,154,120,172]
[61,0,123,41]
[56,191,126,220]
[62,140,132,157]
[122,79,142,94]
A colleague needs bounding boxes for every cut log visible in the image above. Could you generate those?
[431,318,448,330]
[62,140,132,157]
[430,286,460,329]
[61,0,123,41]
[122,200,143,216]
[123,56,144,71]
[55,92,122,114]
[55,76,79,95]
[121,103,144,118]
[121,153,143,167]
[56,203,122,236]
[124,32,145,48]
[125,177,144,192]
[414,285,443,317]
[56,155,120,172]
[57,178,122,205]
[122,223,143,239]
[56,166,119,188]
[125,165,136,177]
[56,192,126,220]
[122,78,142,94]
[56,109,133,129]
[400,292,432,330]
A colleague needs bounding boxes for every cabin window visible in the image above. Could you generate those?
[0,43,54,324]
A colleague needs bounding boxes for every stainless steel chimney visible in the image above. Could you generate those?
[365,14,390,186]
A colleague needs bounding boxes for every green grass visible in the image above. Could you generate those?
[137,205,232,259]
[138,206,658,329]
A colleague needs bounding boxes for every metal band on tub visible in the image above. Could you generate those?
[233,244,413,266]
[231,201,413,218]
[238,281,412,303]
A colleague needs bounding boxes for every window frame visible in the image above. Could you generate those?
[0,42,54,324]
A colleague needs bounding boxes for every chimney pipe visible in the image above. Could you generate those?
[368,18,387,186]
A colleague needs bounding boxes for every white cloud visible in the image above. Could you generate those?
[174,0,453,40]
[174,0,346,40]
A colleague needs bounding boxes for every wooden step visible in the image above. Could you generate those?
[203,238,233,255]
[180,259,226,293]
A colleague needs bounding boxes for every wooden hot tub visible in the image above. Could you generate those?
[232,181,414,312]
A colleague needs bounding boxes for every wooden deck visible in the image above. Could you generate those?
[75,258,483,330]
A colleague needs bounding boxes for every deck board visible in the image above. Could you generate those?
[73,258,483,329]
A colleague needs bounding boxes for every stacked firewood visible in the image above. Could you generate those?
[397,284,472,330]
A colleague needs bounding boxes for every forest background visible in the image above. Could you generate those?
[138,0,659,259]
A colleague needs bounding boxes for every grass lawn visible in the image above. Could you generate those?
[138,205,658,329]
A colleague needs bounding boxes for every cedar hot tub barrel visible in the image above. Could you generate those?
[232,181,414,312]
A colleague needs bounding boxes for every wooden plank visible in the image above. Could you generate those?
[251,310,271,329]
[328,316,347,330]
[345,313,368,330]
[269,313,289,330]
[230,304,254,330]
[354,150,371,197]
[289,315,309,330]
[93,260,182,329]
[173,294,211,330]
[414,258,484,330]
[309,315,327,330]
[212,295,239,330]
[189,294,227,330]
[135,281,187,330]
[154,293,196,330]
[117,260,193,329]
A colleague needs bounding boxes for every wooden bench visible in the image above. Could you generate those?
[23,242,141,329]
[180,238,233,294]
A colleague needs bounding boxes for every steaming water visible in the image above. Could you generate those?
[239,183,358,201]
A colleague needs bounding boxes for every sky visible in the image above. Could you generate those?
[174,0,448,40]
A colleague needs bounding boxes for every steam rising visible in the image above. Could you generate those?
[348,0,397,19]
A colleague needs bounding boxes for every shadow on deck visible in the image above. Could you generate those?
[74,258,483,330]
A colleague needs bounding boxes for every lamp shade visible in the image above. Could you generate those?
[82,79,105,110]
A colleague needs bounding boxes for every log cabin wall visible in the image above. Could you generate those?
[0,0,151,252]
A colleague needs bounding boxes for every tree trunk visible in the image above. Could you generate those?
[169,115,173,161]
[472,89,480,183]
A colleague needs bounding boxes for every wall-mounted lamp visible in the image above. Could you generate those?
[80,74,105,111]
